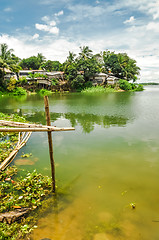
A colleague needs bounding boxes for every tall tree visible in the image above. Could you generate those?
[42,60,62,71]
[0,43,14,87]
[77,46,100,81]
[20,53,46,70]
[63,51,77,84]
[37,53,46,67]
[103,51,140,81]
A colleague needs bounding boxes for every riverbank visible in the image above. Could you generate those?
[0,113,53,239]
[0,80,144,97]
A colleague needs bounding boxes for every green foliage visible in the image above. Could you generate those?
[0,168,51,239]
[77,46,100,81]
[0,44,20,88]
[84,81,93,88]
[118,79,144,91]
[63,46,101,90]
[51,78,59,86]
[19,53,46,70]
[28,72,47,79]
[103,51,140,81]
[42,60,62,71]
[141,82,159,85]
[18,76,27,86]
[0,42,142,93]
[136,84,144,91]
[38,89,53,95]
[71,75,85,91]
[11,87,27,96]
[0,113,52,239]
[7,77,17,92]
[118,79,132,91]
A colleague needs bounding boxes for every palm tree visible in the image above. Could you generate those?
[79,46,93,60]
[37,53,46,69]
[67,51,76,63]
[0,43,13,86]
[0,43,13,62]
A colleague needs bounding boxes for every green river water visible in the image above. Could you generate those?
[0,86,159,240]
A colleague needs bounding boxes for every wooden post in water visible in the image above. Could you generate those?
[44,96,56,193]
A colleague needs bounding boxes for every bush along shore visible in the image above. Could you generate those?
[81,80,144,94]
[0,113,54,239]
[0,80,144,97]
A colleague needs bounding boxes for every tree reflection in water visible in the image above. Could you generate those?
[24,111,130,133]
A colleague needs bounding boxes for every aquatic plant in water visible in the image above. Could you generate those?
[0,113,53,239]
[0,167,52,239]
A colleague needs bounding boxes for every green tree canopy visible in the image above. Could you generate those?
[42,60,62,71]
[103,51,140,81]
[0,43,21,87]
[19,53,46,70]
[77,46,100,81]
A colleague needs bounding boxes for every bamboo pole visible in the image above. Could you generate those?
[0,120,55,128]
[0,120,75,131]
[0,132,32,171]
[0,127,74,132]
[44,96,55,193]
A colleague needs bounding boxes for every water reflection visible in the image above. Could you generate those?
[24,111,130,133]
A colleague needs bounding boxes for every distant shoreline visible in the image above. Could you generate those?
[140,83,159,85]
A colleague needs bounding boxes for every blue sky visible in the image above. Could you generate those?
[0,0,159,82]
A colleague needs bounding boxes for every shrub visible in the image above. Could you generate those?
[38,89,52,95]
[118,79,132,91]
[12,87,27,96]
[51,78,59,86]
[18,76,27,86]
[7,77,17,92]
[84,81,93,89]
[136,84,144,91]
[71,75,85,91]
[119,79,144,91]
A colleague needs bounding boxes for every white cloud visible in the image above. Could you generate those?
[120,0,159,20]
[35,23,59,35]
[147,21,159,32]
[67,4,106,21]
[4,7,12,12]
[50,21,56,26]
[35,23,49,31]
[55,10,64,17]
[49,27,59,34]
[37,15,58,34]
[41,16,50,22]
[124,16,135,24]
[32,33,39,39]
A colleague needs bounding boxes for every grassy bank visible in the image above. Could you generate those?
[81,81,144,94]
[81,86,117,94]
[0,87,27,97]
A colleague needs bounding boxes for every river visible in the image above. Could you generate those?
[0,86,159,240]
